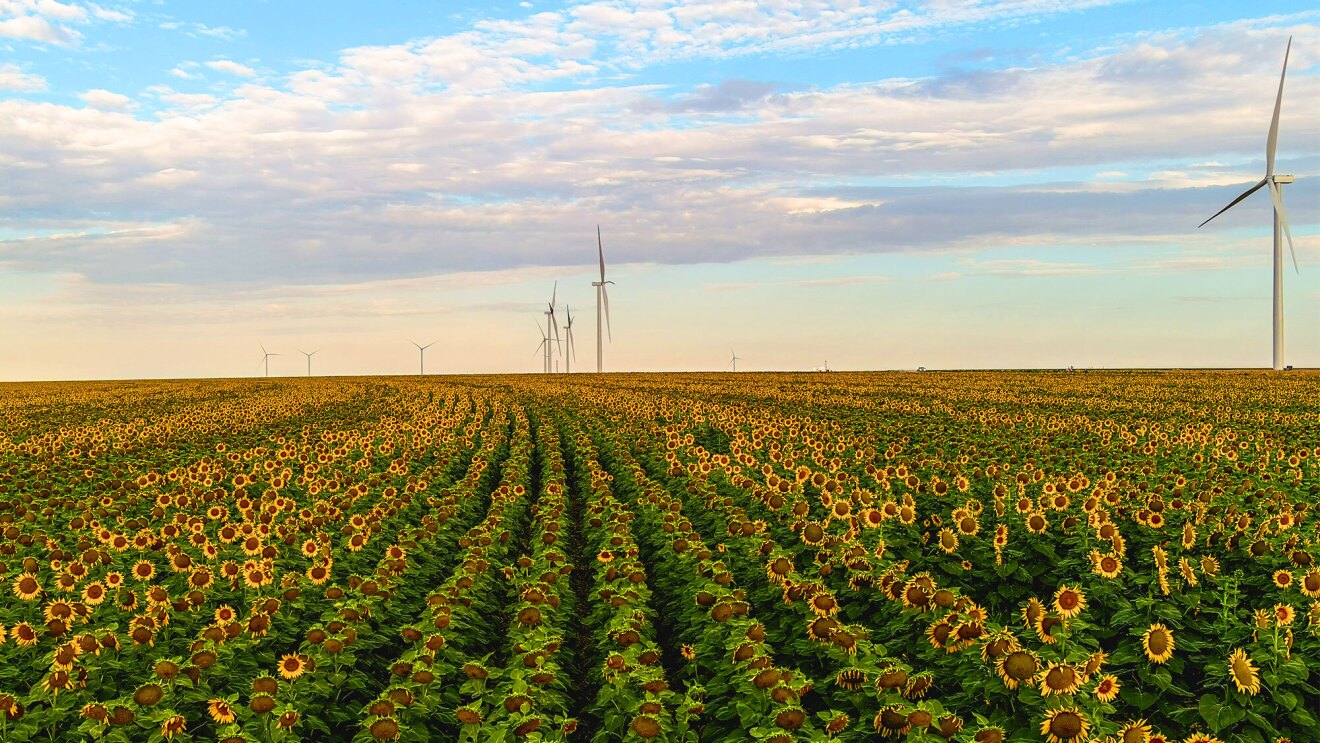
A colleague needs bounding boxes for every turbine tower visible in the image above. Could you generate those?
[729,349,742,372]
[593,226,614,372]
[410,340,435,376]
[258,343,279,378]
[535,323,554,371]
[299,349,318,377]
[543,283,561,374]
[564,306,578,373]
[1199,38,1298,371]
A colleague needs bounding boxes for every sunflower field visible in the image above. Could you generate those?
[0,371,1317,743]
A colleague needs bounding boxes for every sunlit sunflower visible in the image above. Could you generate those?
[1274,570,1294,590]
[1179,558,1198,587]
[278,654,309,680]
[680,644,696,661]
[1040,662,1082,696]
[1200,556,1220,578]
[1300,570,1320,599]
[996,649,1039,690]
[82,581,107,606]
[13,573,41,601]
[1026,512,1048,534]
[1227,648,1260,696]
[13,622,39,647]
[937,528,959,554]
[1040,707,1089,743]
[132,561,156,582]
[1022,597,1046,629]
[1094,674,1120,703]
[160,714,186,740]
[1054,585,1086,619]
[1275,604,1296,627]
[208,698,236,724]
[1117,719,1152,743]
[1142,624,1175,664]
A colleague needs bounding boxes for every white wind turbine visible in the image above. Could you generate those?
[728,349,743,372]
[534,322,555,371]
[564,306,578,373]
[1199,37,1298,371]
[258,343,279,378]
[299,349,319,377]
[593,226,614,373]
[543,283,562,374]
[410,340,435,376]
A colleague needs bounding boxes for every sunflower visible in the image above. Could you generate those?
[1054,585,1086,619]
[13,622,39,647]
[1022,597,1046,629]
[1040,707,1089,743]
[82,581,107,605]
[1142,624,1175,664]
[1228,648,1260,695]
[1026,512,1048,534]
[1300,570,1320,599]
[996,649,1039,690]
[937,528,959,554]
[1094,674,1120,702]
[1179,558,1198,587]
[680,644,696,661]
[1275,604,1296,627]
[132,561,155,582]
[1200,556,1220,578]
[1117,719,1152,743]
[13,573,41,601]
[278,654,309,680]
[208,698,236,724]
[1040,662,1082,696]
[1274,570,1294,590]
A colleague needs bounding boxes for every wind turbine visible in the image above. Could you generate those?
[593,226,614,373]
[564,306,578,373]
[410,340,435,376]
[299,349,318,377]
[258,343,279,378]
[1198,37,1298,371]
[534,322,554,371]
[728,349,742,372]
[543,283,561,374]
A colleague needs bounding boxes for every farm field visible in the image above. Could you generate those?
[0,371,1317,743]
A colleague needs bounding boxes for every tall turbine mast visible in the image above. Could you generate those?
[543,282,561,374]
[299,349,319,377]
[564,306,577,373]
[258,343,279,378]
[1199,37,1298,371]
[729,349,742,372]
[593,226,614,373]
[410,340,435,376]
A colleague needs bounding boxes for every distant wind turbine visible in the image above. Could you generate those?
[534,322,554,370]
[543,283,561,374]
[410,340,435,376]
[564,306,578,373]
[1198,37,1298,371]
[299,349,318,377]
[258,343,279,378]
[593,226,614,373]
[728,349,742,372]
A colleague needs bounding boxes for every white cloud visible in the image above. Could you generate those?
[205,59,256,77]
[77,87,135,110]
[0,62,45,91]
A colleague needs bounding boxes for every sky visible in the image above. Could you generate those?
[0,1,1317,379]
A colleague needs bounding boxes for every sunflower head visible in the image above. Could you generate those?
[1142,623,1175,664]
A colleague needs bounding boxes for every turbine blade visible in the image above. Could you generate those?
[551,280,557,308]
[598,225,606,282]
[1267,37,1291,177]
[260,342,267,354]
[602,286,612,342]
[1198,177,1268,228]
[1268,181,1299,275]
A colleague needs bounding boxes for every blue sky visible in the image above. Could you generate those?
[0,1,1317,379]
